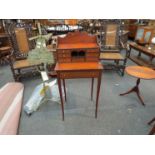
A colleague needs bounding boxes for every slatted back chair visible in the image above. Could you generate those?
[99,20,128,76]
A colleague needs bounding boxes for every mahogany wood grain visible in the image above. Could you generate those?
[55,63,103,120]
[0,33,9,38]
[125,66,155,80]
[55,31,103,120]
[120,66,155,106]
[57,43,99,50]
[148,117,155,135]
[129,42,155,57]
[64,19,78,26]
[58,31,97,45]
[15,28,29,53]
[55,62,103,71]
[91,78,94,101]
[57,31,99,63]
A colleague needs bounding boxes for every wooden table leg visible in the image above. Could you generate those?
[120,78,145,106]
[149,125,155,135]
[91,78,94,101]
[149,56,154,65]
[62,79,67,102]
[148,117,155,125]
[148,117,155,135]
[57,75,64,121]
[137,51,141,57]
[95,72,102,118]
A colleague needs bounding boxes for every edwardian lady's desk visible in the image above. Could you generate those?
[55,31,103,120]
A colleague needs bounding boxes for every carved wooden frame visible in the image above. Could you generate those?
[7,23,35,58]
[100,20,121,51]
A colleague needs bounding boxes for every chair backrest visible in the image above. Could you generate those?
[15,28,29,53]
[7,23,35,56]
[105,24,118,47]
[100,21,121,52]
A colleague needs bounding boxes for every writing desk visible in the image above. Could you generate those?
[55,62,103,121]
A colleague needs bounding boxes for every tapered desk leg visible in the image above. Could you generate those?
[91,78,94,101]
[120,78,145,106]
[95,72,102,119]
[63,79,67,102]
[57,76,64,121]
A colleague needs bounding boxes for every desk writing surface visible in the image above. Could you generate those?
[57,43,99,50]
[55,62,103,71]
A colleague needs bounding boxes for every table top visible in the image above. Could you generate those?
[129,42,155,57]
[125,66,155,80]
[55,62,103,71]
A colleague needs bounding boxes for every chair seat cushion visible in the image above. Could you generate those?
[100,53,124,60]
[13,59,41,69]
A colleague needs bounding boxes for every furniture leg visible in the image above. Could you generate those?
[137,51,141,57]
[95,72,102,118]
[128,46,131,58]
[149,56,154,65]
[136,87,145,106]
[122,49,128,76]
[57,76,64,121]
[120,78,145,106]
[149,125,155,135]
[120,86,137,96]
[91,78,94,101]
[62,79,67,102]
[148,117,155,125]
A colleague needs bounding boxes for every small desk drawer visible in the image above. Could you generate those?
[58,53,71,58]
[59,71,100,79]
[57,50,70,54]
[58,58,71,63]
[86,57,99,62]
[86,52,99,57]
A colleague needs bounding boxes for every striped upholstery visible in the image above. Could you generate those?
[0,82,24,135]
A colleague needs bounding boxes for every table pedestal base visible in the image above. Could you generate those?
[120,78,145,106]
[148,117,155,135]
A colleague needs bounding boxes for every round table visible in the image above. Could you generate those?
[120,66,155,106]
